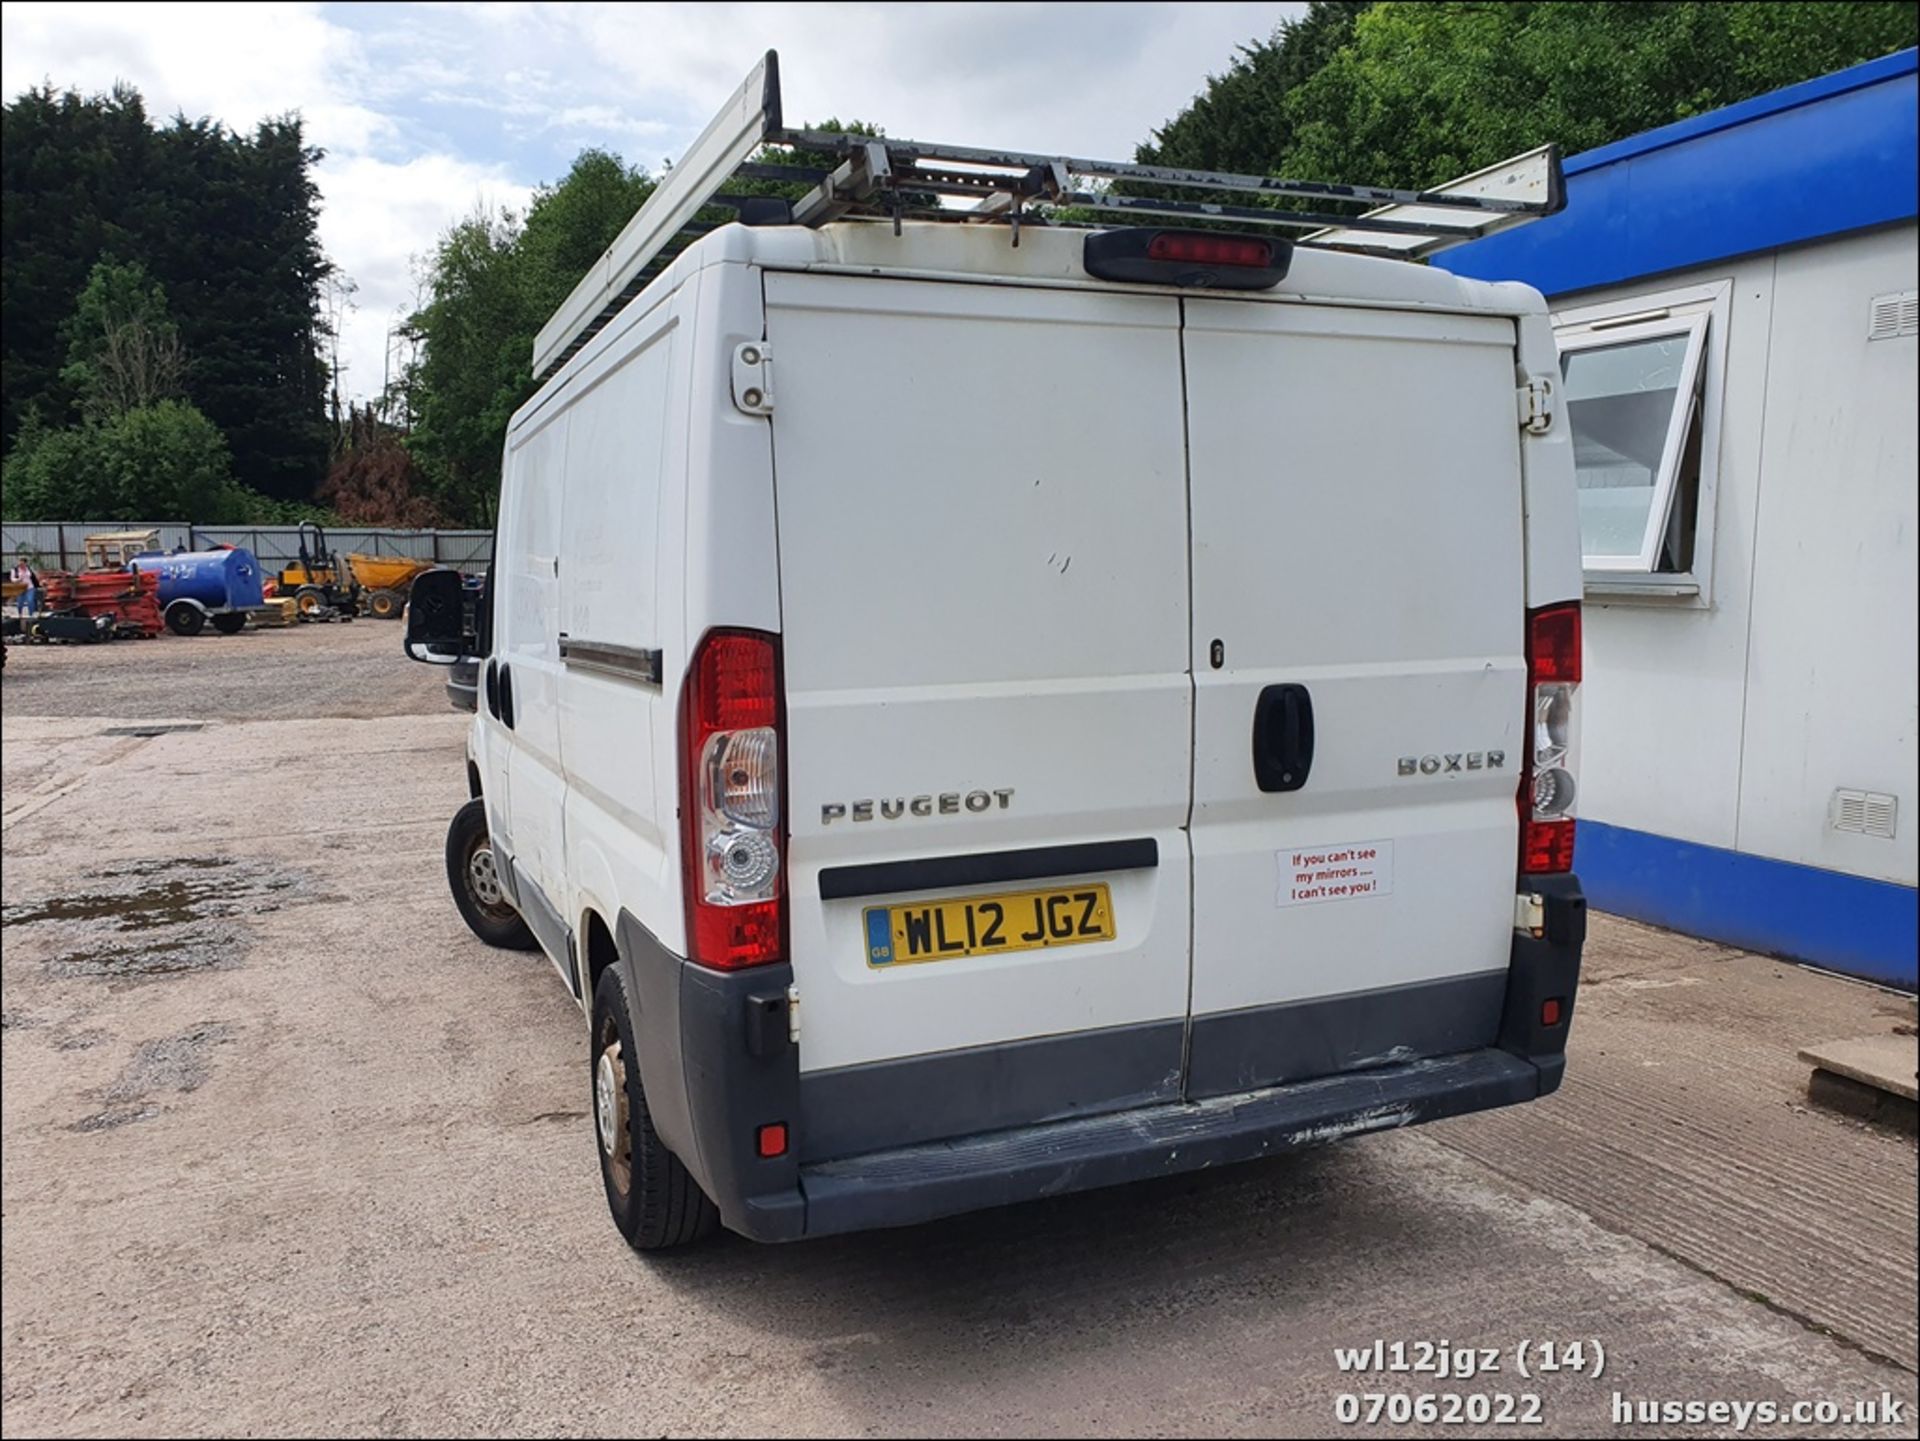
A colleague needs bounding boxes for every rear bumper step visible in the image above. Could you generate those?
[738,1047,1541,1240]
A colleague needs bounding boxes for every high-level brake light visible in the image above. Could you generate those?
[681,630,786,969]
[1145,233,1275,268]
[1521,602,1581,874]
[1082,229,1293,290]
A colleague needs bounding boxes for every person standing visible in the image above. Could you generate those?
[11,556,41,615]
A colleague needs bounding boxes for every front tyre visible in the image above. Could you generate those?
[592,966,719,1251]
[444,798,537,950]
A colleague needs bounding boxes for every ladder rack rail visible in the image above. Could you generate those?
[531,50,1564,383]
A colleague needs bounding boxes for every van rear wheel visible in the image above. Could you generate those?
[592,966,719,1252]
[444,799,537,950]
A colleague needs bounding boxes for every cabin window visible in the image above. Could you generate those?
[1553,282,1729,602]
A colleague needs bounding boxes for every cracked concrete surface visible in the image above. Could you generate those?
[2,622,1914,1436]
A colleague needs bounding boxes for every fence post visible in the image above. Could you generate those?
[57,524,69,571]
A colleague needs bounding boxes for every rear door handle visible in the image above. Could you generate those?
[499,663,516,730]
[1253,683,1313,793]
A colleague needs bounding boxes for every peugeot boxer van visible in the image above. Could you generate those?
[404,60,1586,1251]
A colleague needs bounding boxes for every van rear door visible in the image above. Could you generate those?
[765,273,1193,1161]
[1180,300,1527,1096]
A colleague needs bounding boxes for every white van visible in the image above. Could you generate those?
[405,55,1588,1251]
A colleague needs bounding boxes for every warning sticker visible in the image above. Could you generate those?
[1278,840,1394,907]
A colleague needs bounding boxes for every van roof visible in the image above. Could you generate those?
[679,217,1546,318]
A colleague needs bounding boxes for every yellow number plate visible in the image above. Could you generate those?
[864,884,1115,968]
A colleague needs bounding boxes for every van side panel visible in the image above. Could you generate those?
[1181,300,1527,1096]
[556,299,685,990]
[764,273,1194,1154]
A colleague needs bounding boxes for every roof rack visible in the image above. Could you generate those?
[532,50,1565,382]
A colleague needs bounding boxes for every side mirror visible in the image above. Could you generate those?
[404,567,474,664]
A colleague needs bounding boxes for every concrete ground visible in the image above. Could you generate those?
[2,622,1915,1438]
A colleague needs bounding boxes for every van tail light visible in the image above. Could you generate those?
[680,629,786,969]
[1520,602,1581,874]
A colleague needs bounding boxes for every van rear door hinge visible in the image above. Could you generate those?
[786,983,801,1042]
[1518,376,1555,435]
[732,342,774,415]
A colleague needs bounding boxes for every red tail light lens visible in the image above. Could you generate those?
[1528,602,1582,684]
[1522,818,1577,874]
[681,629,786,970]
[1520,602,1581,875]
[689,631,777,731]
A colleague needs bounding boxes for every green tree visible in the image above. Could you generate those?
[404,150,657,523]
[1139,2,1373,173]
[1142,2,1917,195]
[0,83,155,442]
[1,85,332,501]
[58,260,186,420]
[1,399,248,521]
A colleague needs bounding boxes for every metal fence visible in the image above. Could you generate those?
[2,521,492,572]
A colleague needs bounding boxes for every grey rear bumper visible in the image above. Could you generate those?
[765,1046,1539,1241]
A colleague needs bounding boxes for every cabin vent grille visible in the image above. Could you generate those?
[1867,291,1918,341]
[1831,788,1898,839]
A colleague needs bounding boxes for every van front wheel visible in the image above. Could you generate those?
[592,966,719,1251]
[444,799,537,950]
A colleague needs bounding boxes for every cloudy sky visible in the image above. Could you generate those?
[2,1,1303,402]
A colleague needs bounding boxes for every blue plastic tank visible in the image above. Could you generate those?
[129,548,266,610]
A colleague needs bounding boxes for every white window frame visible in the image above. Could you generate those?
[1553,280,1731,605]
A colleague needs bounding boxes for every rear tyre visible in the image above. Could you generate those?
[295,585,325,617]
[444,798,538,951]
[211,612,247,635]
[592,966,720,1252]
[367,588,402,620]
[165,601,205,637]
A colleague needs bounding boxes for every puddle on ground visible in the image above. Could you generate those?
[3,855,320,988]
[2,856,303,931]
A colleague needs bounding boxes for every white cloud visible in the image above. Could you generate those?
[3,1,1306,405]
